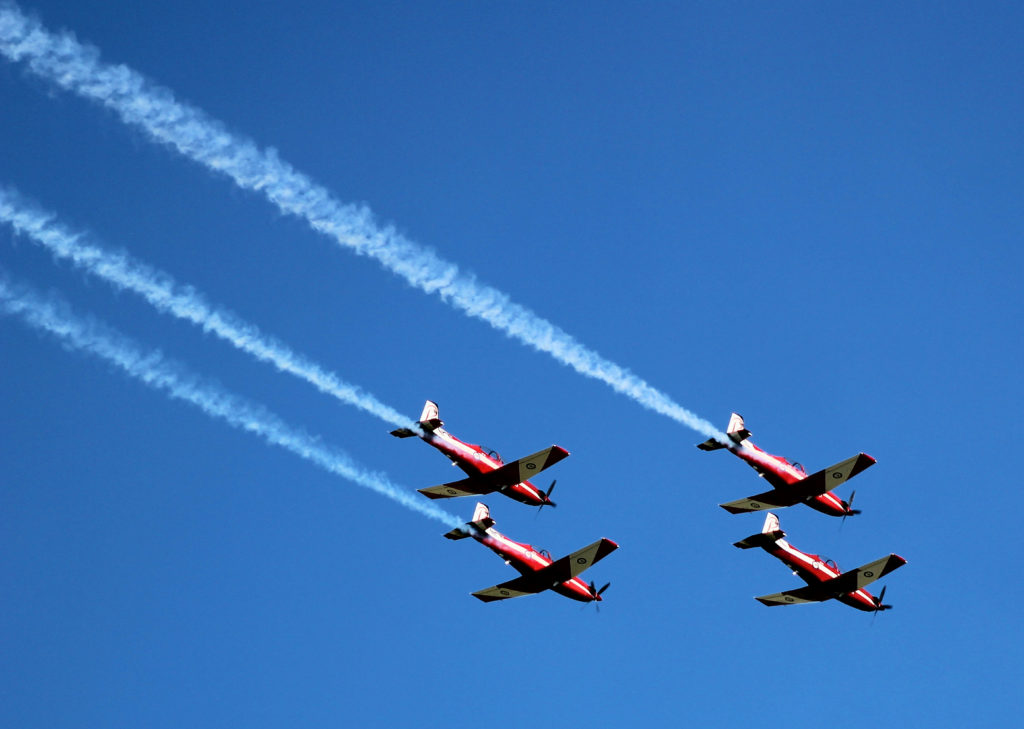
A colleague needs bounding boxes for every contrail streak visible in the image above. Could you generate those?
[0,2,730,446]
[0,269,462,528]
[0,185,415,430]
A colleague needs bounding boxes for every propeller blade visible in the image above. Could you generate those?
[876,584,888,608]
[841,490,860,527]
[537,480,557,512]
[597,582,611,596]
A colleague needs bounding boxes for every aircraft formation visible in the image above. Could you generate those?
[394,402,906,611]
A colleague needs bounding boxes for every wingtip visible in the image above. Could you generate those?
[851,453,878,477]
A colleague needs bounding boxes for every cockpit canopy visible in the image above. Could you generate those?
[468,442,504,464]
[778,456,806,475]
[807,553,839,572]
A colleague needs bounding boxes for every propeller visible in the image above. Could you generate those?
[537,480,557,512]
[869,584,892,625]
[841,490,861,527]
[874,584,891,611]
[587,580,611,611]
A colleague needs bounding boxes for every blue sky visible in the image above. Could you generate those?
[1,1,1021,727]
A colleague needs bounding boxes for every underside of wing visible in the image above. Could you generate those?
[755,583,832,606]
[472,573,550,602]
[541,538,619,582]
[417,482,494,499]
[816,554,908,594]
[791,453,876,499]
[421,446,569,498]
[720,489,801,514]
[491,445,569,488]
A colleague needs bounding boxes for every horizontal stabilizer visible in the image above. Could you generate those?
[733,530,786,549]
[391,400,444,437]
[443,502,495,538]
[697,437,727,451]
[734,512,786,547]
[699,413,752,450]
[389,420,443,439]
[421,418,443,432]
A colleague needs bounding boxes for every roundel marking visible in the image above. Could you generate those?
[750,502,761,509]
[785,596,795,602]
[576,557,588,565]
[863,570,874,578]
[832,471,843,479]
[447,489,457,495]
[525,462,537,470]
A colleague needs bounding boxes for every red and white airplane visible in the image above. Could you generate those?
[444,502,618,603]
[391,401,568,508]
[734,512,906,611]
[698,413,875,517]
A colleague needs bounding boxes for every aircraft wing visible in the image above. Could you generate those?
[719,453,876,513]
[418,482,492,499]
[541,538,619,582]
[755,584,833,606]
[791,453,876,498]
[473,574,550,602]
[814,554,907,594]
[418,445,569,499]
[720,489,803,514]
[755,554,906,606]
[471,538,619,602]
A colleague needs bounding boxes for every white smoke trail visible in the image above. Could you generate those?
[0,2,731,446]
[0,186,415,430]
[0,269,462,528]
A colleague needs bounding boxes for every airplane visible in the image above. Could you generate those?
[391,400,568,508]
[734,512,906,611]
[443,502,618,603]
[697,413,875,517]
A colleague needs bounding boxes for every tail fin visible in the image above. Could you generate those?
[727,413,750,440]
[390,400,445,438]
[697,412,752,451]
[444,502,495,540]
[733,512,786,549]
[419,400,440,424]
